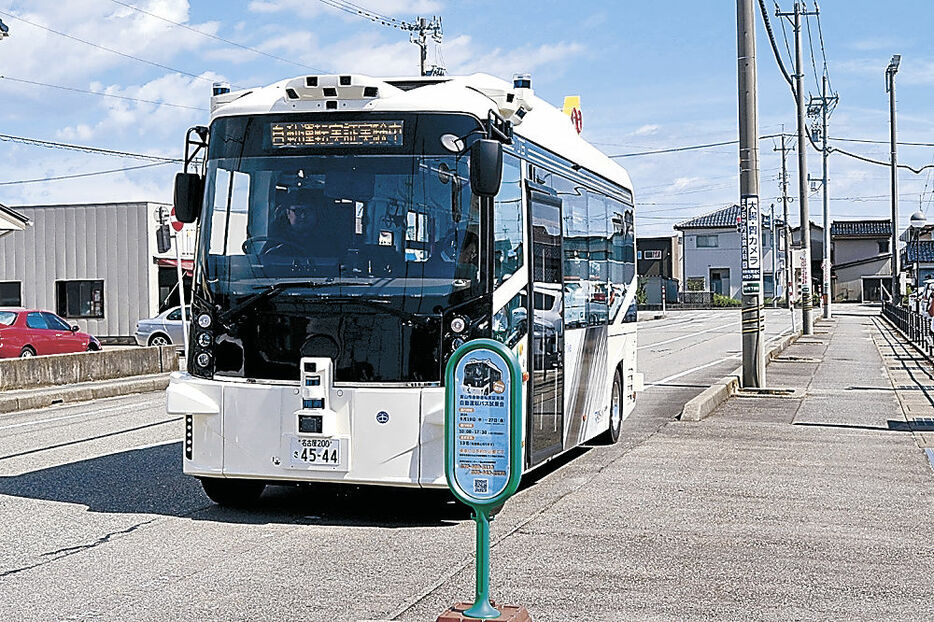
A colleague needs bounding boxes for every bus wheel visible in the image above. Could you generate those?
[200,477,266,507]
[600,368,623,444]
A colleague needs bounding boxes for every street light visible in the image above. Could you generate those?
[886,54,901,303]
[0,18,9,39]
[910,210,926,312]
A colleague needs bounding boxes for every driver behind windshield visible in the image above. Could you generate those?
[266,189,343,258]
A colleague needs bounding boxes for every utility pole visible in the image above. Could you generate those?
[775,131,794,310]
[808,75,839,318]
[886,54,901,303]
[405,16,444,76]
[771,203,777,308]
[777,1,818,334]
[737,0,765,387]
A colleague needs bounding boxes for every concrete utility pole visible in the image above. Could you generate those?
[809,75,838,318]
[886,54,901,302]
[771,203,778,307]
[737,0,765,387]
[777,1,817,334]
[775,132,794,310]
[406,16,444,76]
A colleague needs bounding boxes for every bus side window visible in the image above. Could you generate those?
[493,154,524,286]
[587,191,609,326]
[608,197,636,323]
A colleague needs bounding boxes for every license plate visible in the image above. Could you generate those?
[289,437,342,469]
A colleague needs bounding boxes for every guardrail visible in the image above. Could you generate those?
[0,346,178,391]
[881,302,933,358]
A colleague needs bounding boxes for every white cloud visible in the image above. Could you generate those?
[248,0,442,19]
[0,0,218,85]
[444,36,584,80]
[55,72,217,145]
[633,124,660,136]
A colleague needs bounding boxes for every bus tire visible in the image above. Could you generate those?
[599,368,623,444]
[200,477,266,507]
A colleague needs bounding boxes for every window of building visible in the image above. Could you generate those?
[0,281,21,306]
[56,280,104,318]
[696,235,719,248]
[878,240,890,254]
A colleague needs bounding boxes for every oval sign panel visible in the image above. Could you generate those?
[444,338,523,509]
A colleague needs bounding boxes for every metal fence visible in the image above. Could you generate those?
[881,301,934,357]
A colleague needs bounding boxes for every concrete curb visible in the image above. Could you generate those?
[0,373,170,415]
[679,329,802,422]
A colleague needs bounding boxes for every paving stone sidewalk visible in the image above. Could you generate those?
[398,308,934,621]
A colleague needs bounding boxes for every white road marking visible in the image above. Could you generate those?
[0,400,161,431]
[637,321,739,350]
[644,324,794,389]
[645,355,741,388]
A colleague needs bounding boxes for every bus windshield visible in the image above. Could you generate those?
[193,113,486,383]
[199,153,480,307]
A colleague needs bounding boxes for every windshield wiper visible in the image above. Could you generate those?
[218,280,373,325]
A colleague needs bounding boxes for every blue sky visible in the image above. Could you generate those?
[0,0,932,238]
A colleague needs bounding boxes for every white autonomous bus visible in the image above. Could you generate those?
[167,72,640,505]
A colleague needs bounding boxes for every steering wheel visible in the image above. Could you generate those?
[242,235,305,256]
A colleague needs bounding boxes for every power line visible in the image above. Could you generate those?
[758,0,794,90]
[804,5,821,90]
[609,134,783,158]
[0,75,208,111]
[830,136,934,148]
[0,161,172,186]
[106,0,329,73]
[814,3,834,95]
[0,133,182,163]
[0,9,216,85]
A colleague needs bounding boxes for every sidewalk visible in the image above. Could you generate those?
[398,309,934,621]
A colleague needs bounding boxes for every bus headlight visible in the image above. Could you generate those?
[197,313,212,329]
[195,352,212,368]
[450,317,466,334]
[196,332,213,348]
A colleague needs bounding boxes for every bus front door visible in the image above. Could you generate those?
[528,188,565,465]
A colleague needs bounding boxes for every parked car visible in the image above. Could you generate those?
[135,306,189,347]
[0,308,101,358]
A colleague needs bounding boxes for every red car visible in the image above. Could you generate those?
[0,308,101,358]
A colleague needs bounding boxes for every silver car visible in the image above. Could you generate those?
[135,306,190,347]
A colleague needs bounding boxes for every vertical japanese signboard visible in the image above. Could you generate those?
[445,338,523,619]
[741,195,762,295]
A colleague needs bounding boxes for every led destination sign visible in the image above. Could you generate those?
[270,121,404,147]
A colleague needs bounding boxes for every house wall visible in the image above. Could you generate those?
[833,257,891,302]
[0,202,164,338]
[834,238,887,265]
[681,226,783,299]
[636,235,682,285]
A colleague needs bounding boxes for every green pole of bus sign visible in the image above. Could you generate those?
[445,338,524,619]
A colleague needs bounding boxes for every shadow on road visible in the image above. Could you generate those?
[0,442,464,528]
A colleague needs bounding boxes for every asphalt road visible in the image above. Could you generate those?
[0,309,795,621]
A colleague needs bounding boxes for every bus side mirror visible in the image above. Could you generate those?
[174,172,204,223]
[469,139,503,198]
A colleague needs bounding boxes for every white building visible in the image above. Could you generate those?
[0,201,195,340]
[674,204,786,300]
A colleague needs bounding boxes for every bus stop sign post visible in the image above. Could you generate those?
[440,339,528,621]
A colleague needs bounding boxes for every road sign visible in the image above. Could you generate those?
[741,195,761,288]
[445,338,523,619]
[170,207,184,232]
